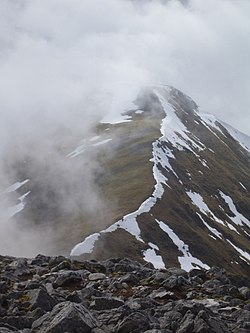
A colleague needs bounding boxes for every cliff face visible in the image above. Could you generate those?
[0,254,250,333]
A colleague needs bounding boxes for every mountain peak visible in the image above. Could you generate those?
[68,87,250,278]
[2,86,250,279]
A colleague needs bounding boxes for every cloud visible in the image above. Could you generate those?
[1,0,250,135]
[0,0,249,256]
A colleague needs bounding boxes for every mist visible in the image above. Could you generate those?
[0,0,250,256]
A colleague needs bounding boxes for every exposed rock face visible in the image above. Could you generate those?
[0,254,249,332]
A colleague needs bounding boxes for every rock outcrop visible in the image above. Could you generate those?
[0,254,250,332]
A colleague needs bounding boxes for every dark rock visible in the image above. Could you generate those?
[239,287,250,300]
[31,254,50,266]
[0,282,8,294]
[48,256,68,269]
[0,255,249,333]
[229,298,243,306]
[26,288,55,311]
[167,267,188,278]
[91,297,124,310]
[189,269,206,279]
[176,310,194,333]
[150,288,174,300]
[174,301,205,316]
[119,273,139,284]
[115,312,150,333]
[50,260,72,273]
[202,279,222,289]
[160,310,182,330]
[144,329,172,333]
[163,275,190,289]
[83,260,106,273]
[208,267,230,284]
[1,316,33,330]
[53,270,86,288]
[32,301,100,333]
[150,272,170,283]
[88,273,106,281]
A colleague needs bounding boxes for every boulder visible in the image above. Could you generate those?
[115,312,150,333]
[32,301,101,333]
[91,297,124,310]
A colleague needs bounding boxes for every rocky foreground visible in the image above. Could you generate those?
[0,255,250,333]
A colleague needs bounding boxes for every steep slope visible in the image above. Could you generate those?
[2,86,250,278]
[70,86,250,278]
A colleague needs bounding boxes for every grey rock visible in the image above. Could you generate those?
[31,254,50,266]
[32,301,100,333]
[115,312,150,333]
[91,297,124,310]
[26,288,55,311]
[50,260,72,273]
[229,298,243,306]
[208,317,227,333]
[163,276,190,289]
[150,272,170,283]
[119,273,139,284]
[83,260,106,273]
[194,318,210,333]
[202,279,222,289]
[167,268,188,278]
[0,328,16,333]
[0,316,33,330]
[144,329,172,333]
[88,273,106,281]
[239,287,250,300]
[189,269,206,279]
[150,288,174,299]
[176,310,194,333]
[53,270,85,288]
[160,310,182,330]
[208,267,230,284]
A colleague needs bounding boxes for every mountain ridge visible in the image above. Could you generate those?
[70,86,250,278]
[2,85,250,279]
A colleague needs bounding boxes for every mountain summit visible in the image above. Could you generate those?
[70,86,250,278]
[3,86,250,278]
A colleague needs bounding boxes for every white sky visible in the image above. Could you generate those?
[0,0,249,137]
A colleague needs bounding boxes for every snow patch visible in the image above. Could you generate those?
[71,233,100,256]
[197,213,223,239]
[187,191,225,226]
[68,136,112,158]
[219,191,250,228]
[156,219,210,271]
[198,112,226,139]
[221,121,250,152]
[5,179,29,193]
[227,240,250,263]
[92,139,112,147]
[143,242,165,269]
[239,182,247,191]
[5,191,31,220]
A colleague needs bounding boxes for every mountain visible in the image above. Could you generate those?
[3,86,250,279]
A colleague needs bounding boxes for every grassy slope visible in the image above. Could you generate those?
[84,89,250,278]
